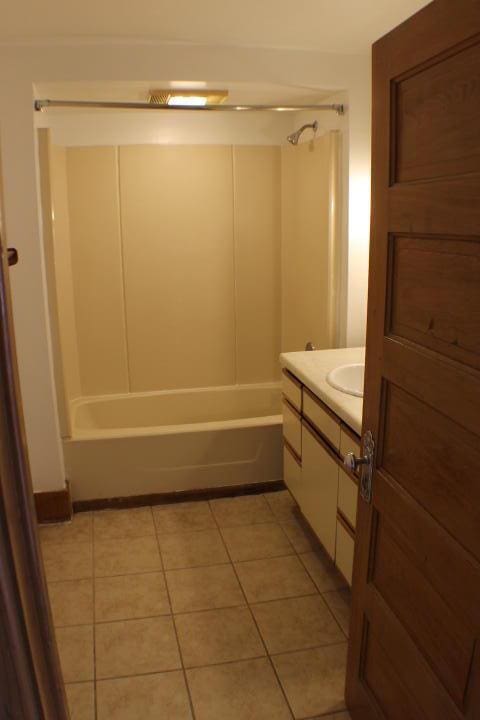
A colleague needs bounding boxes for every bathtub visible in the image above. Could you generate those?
[63,382,283,502]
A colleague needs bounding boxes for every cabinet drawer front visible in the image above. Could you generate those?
[303,390,340,450]
[340,428,361,460]
[283,400,302,457]
[336,520,355,586]
[301,422,339,559]
[338,469,358,530]
[282,370,302,412]
[283,444,302,505]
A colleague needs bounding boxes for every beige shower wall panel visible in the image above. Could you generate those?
[50,144,81,404]
[281,133,332,352]
[119,145,236,392]
[66,147,129,395]
[234,146,281,383]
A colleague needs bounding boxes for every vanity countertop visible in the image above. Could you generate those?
[280,347,365,435]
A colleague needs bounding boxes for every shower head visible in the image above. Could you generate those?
[287,120,319,145]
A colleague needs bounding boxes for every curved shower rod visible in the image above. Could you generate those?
[34,99,345,114]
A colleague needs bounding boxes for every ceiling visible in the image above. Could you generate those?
[2,0,430,54]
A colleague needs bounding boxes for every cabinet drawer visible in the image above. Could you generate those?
[335,519,355,586]
[338,469,358,529]
[282,370,302,412]
[303,389,340,450]
[283,443,302,505]
[283,400,302,457]
[301,421,339,559]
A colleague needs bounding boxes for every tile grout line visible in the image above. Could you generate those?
[152,508,198,720]
[55,584,340,631]
[293,546,349,641]
[265,498,351,714]
[61,637,350,682]
[209,498,296,720]
[58,496,350,717]
[91,514,98,720]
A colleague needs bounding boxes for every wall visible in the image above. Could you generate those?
[0,41,370,491]
[37,131,81,438]
[281,131,339,352]
[38,108,295,148]
[56,143,281,402]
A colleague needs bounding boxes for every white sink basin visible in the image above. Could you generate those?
[326,363,364,398]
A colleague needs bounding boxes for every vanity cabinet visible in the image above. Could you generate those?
[281,368,360,586]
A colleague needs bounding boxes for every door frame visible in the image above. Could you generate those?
[0,158,68,718]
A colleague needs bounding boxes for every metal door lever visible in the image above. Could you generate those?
[343,430,375,503]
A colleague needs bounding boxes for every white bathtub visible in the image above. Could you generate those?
[63,383,283,502]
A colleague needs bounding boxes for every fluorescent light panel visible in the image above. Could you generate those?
[167,95,208,106]
[149,89,228,106]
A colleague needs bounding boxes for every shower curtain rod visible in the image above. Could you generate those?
[34,99,345,114]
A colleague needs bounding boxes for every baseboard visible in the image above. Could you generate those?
[73,479,285,513]
[35,482,72,524]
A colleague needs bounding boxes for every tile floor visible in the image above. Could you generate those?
[40,490,352,720]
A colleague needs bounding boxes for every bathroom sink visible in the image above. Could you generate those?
[326,363,364,398]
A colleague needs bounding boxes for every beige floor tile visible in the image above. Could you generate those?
[94,536,161,577]
[175,606,265,668]
[65,682,95,720]
[166,564,245,613]
[94,507,155,541]
[310,713,352,720]
[186,657,291,720]
[251,594,344,654]
[235,555,316,603]
[159,528,229,569]
[272,643,348,718]
[323,588,352,637]
[153,501,216,534]
[39,513,92,545]
[95,572,170,622]
[48,579,93,627]
[280,518,317,553]
[95,616,181,679]
[97,671,192,720]
[221,522,294,562]
[42,542,93,582]
[210,494,274,527]
[299,551,347,593]
[56,625,94,683]
[263,489,298,522]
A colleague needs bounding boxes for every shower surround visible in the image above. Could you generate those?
[40,132,339,500]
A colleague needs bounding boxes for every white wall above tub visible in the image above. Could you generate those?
[36,109,296,147]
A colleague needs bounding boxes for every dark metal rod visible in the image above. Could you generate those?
[34,99,345,114]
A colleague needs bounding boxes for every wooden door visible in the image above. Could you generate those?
[0,159,68,716]
[346,1,480,718]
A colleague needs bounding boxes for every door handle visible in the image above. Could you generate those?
[343,430,375,504]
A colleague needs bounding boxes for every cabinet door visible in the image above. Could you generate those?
[283,443,303,505]
[301,421,339,559]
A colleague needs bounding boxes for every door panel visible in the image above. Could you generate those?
[388,235,480,367]
[381,383,480,559]
[346,2,480,717]
[394,40,480,183]
[372,516,473,705]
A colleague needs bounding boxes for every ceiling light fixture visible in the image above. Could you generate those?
[149,89,228,106]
